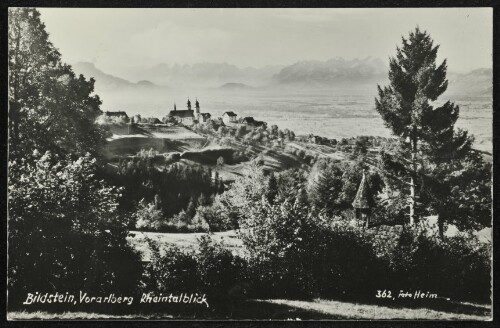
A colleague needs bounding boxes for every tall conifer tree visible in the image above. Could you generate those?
[375,27,490,236]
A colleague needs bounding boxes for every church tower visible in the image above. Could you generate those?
[187,98,192,111]
[195,98,200,121]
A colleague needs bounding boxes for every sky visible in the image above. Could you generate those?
[37,8,492,76]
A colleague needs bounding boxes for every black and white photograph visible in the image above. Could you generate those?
[6,5,494,320]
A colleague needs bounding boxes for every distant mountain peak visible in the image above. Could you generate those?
[272,56,388,87]
[72,62,160,90]
[218,82,255,90]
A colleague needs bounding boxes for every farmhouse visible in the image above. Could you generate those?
[104,111,129,122]
[222,111,238,125]
[200,113,212,123]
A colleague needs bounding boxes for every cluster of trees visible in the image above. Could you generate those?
[194,120,296,148]
[165,160,489,302]
[103,156,225,231]
[8,8,142,309]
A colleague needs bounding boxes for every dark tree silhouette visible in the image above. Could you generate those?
[375,27,490,236]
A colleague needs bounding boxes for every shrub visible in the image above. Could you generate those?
[196,235,246,303]
[239,194,385,300]
[143,235,246,309]
[134,199,164,230]
[144,242,199,293]
[384,225,491,302]
[8,152,143,309]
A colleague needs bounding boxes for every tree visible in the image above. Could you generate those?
[216,156,225,169]
[353,136,369,156]
[375,27,490,236]
[8,8,107,160]
[266,173,278,204]
[8,152,142,308]
[307,159,383,217]
[135,198,164,230]
[217,162,268,225]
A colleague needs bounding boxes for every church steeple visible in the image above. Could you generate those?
[174,103,177,111]
[195,98,200,112]
[187,98,192,111]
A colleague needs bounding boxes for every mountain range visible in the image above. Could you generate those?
[119,62,284,88]
[445,68,492,97]
[71,62,161,91]
[271,57,388,87]
[71,59,492,98]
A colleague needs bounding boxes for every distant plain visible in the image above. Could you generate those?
[100,88,492,153]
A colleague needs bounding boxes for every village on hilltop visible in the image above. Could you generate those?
[100,98,267,129]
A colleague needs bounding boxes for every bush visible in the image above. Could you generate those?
[143,235,246,309]
[134,199,164,230]
[196,235,247,303]
[311,222,387,300]
[144,242,199,293]
[384,225,491,302]
[8,152,143,309]
[239,191,386,300]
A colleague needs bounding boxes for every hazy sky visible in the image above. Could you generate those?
[38,8,492,76]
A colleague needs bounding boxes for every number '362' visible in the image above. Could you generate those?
[376,290,392,298]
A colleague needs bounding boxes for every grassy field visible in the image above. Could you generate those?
[127,229,246,261]
[104,125,207,157]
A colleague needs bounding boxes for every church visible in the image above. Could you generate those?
[168,98,210,125]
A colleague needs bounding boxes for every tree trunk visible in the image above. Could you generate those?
[409,132,417,225]
[437,216,445,240]
[409,175,415,225]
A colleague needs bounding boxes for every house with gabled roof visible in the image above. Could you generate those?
[222,111,237,125]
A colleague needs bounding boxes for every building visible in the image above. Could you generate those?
[195,98,200,121]
[168,98,212,125]
[242,116,266,128]
[168,100,195,125]
[352,170,373,227]
[104,111,129,122]
[222,111,238,125]
[200,113,212,123]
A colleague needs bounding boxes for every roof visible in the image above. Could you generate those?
[169,110,194,118]
[352,171,372,209]
[105,111,129,117]
[242,116,255,123]
[223,111,237,117]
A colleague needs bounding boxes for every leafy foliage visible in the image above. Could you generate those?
[105,159,221,222]
[8,152,143,308]
[9,8,107,160]
[144,236,246,306]
[307,159,384,216]
[385,225,491,302]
